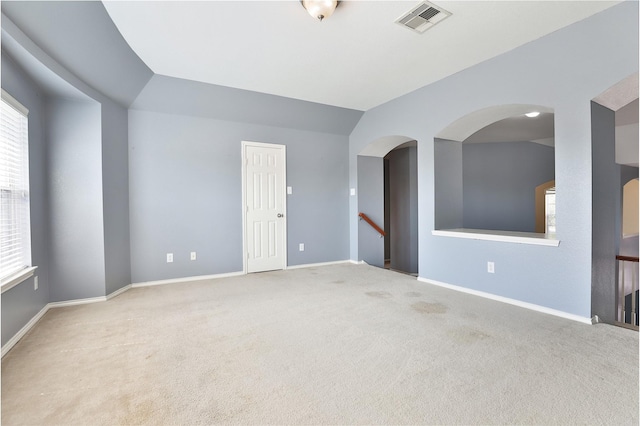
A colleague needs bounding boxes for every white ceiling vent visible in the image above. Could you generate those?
[396,1,451,34]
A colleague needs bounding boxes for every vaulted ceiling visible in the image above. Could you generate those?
[102,0,621,111]
[0,0,626,138]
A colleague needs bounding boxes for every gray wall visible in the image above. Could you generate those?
[357,156,384,267]
[388,147,418,273]
[2,14,134,346]
[591,102,620,324]
[133,75,363,136]
[46,98,106,302]
[1,51,50,347]
[128,109,350,283]
[2,1,153,107]
[101,100,131,295]
[350,2,638,319]
[434,139,463,230]
[462,141,555,232]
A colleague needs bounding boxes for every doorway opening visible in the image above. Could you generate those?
[384,141,418,275]
[357,135,418,274]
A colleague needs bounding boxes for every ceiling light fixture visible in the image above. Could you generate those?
[525,111,541,118]
[301,0,339,22]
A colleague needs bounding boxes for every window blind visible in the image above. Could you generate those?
[0,89,31,280]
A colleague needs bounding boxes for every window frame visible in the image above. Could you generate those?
[0,88,35,293]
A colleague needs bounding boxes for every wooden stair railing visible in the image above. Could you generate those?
[359,212,385,238]
[616,255,639,330]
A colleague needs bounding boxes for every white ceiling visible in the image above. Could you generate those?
[464,112,555,144]
[102,0,621,111]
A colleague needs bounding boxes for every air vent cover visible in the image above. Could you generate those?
[396,1,451,34]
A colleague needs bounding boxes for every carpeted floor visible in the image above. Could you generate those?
[2,263,638,425]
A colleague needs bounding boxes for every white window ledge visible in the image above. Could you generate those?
[1,266,38,294]
[432,228,560,246]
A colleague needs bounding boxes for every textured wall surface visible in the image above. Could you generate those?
[388,147,418,273]
[462,141,555,232]
[357,156,384,267]
[46,98,106,302]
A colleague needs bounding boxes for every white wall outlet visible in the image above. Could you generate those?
[350,188,356,196]
[287,186,292,195]
[167,253,174,263]
[190,251,197,261]
[34,276,38,290]
[487,261,495,273]
[299,243,305,251]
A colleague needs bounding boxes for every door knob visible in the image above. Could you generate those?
[277,213,284,218]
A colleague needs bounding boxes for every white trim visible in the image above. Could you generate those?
[48,296,107,308]
[349,259,365,265]
[107,284,132,300]
[1,88,29,115]
[131,271,244,288]
[417,277,592,325]
[432,228,560,247]
[1,266,37,294]
[286,260,352,270]
[241,141,288,275]
[1,304,49,357]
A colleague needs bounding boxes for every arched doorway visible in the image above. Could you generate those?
[357,135,418,274]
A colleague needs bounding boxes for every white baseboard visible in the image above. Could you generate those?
[107,284,131,300]
[348,259,365,265]
[2,304,49,358]
[287,260,352,270]
[48,296,107,308]
[131,271,244,288]
[417,277,592,325]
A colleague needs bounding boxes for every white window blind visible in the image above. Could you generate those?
[0,89,31,280]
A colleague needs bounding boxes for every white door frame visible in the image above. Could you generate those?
[241,140,287,274]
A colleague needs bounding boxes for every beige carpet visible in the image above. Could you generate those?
[2,263,638,425]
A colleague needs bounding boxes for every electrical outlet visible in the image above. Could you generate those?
[287,186,292,195]
[167,253,174,263]
[487,261,495,273]
[299,243,305,251]
[190,251,197,261]
[34,276,38,290]
[350,188,356,196]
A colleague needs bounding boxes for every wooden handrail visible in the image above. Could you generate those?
[359,212,385,237]
[616,255,639,263]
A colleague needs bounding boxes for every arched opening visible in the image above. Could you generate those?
[591,72,639,326]
[357,135,418,274]
[535,180,556,234]
[434,104,556,236]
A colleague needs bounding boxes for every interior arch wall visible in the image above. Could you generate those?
[348,1,638,319]
[356,135,415,266]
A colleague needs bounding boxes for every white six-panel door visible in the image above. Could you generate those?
[243,142,286,273]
